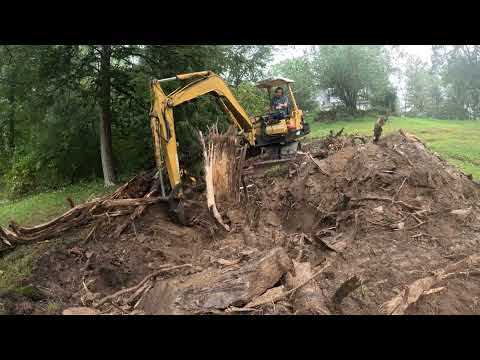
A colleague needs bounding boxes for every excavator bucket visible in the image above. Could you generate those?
[168,197,188,226]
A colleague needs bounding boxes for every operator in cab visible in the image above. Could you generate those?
[270,86,289,120]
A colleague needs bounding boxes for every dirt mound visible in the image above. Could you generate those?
[239,131,480,314]
[3,130,480,315]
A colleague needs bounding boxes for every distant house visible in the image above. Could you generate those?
[317,89,342,110]
[357,100,370,111]
[317,88,371,111]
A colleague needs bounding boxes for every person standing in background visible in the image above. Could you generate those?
[373,115,388,144]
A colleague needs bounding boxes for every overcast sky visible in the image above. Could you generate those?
[272,45,432,64]
[399,45,432,63]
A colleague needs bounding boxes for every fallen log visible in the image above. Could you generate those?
[140,247,293,314]
[243,260,331,310]
[285,260,331,315]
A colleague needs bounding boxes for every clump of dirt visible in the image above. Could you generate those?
[3,130,480,315]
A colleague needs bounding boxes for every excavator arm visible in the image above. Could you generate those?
[149,71,255,196]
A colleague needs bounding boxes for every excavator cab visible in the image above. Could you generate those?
[254,77,310,155]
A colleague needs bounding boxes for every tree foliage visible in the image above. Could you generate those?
[404,56,437,115]
[0,45,273,197]
[233,82,270,116]
[311,45,393,113]
[404,46,480,120]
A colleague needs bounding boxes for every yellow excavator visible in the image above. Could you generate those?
[149,70,310,218]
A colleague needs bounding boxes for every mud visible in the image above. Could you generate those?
[2,130,480,315]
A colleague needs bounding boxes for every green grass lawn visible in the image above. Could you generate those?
[0,180,114,228]
[0,180,115,300]
[306,115,480,180]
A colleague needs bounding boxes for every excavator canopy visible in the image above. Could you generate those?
[255,77,295,89]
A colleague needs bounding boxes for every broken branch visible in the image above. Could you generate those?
[300,151,329,176]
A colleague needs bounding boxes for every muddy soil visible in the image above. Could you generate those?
[2,131,480,315]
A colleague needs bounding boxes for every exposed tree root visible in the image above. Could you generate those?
[0,171,164,253]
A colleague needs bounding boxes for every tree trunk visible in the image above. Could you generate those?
[7,77,16,155]
[342,92,357,114]
[98,45,117,186]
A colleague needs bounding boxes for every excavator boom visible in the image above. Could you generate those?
[149,71,256,194]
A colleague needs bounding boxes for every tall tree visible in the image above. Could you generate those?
[6,71,16,153]
[0,47,19,156]
[407,45,480,120]
[443,46,480,120]
[311,45,392,113]
[404,56,432,115]
[98,45,117,186]
[220,46,274,87]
